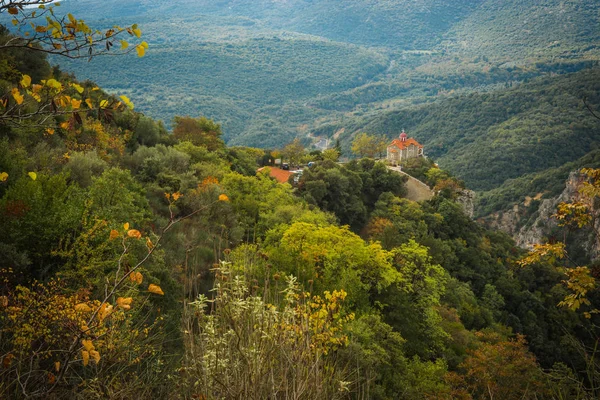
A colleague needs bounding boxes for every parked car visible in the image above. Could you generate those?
[282,163,289,170]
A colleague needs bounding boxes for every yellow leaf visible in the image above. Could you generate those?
[52,43,62,50]
[85,98,93,109]
[99,99,109,108]
[74,303,91,312]
[72,83,84,94]
[140,41,149,49]
[148,284,164,296]
[8,7,18,15]
[71,98,81,109]
[123,222,130,231]
[146,237,154,250]
[0,172,8,182]
[135,44,145,57]
[60,121,70,130]
[58,95,68,107]
[46,128,55,135]
[120,40,129,49]
[20,74,31,88]
[127,229,141,239]
[109,229,119,240]
[54,361,60,372]
[28,172,37,181]
[98,303,113,320]
[81,350,89,366]
[11,19,18,26]
[32,84,42,93]
[90,350,100,363]
[133,28,142,38]
[119,95,134,110]
[164,192,171,200]
[218,194,229,202]
[45,79,62,91]
[35,25,47,33]
[172,192,182,201]
[11,88,24,105]
[117,297,133,310]
[81,339,94,352]
[129,271,143,285]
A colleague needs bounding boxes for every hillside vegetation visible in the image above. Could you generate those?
[52,0,600,146]
[355,69,600,192]
[4,7,600,397]
[25,0,600,217]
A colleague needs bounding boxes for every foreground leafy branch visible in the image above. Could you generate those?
[0,0,147,59]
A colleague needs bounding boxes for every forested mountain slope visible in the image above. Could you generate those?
[353,69,600,192]
[28,0,600,219]
[49,0,600,147]
[442,0,600,64]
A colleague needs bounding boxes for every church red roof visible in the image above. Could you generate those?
[388,137,423,150]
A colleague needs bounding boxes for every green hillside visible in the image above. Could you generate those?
[167,0,485,49]
[42,0,600,209]
[351,68,600,191]
[59,32,387,143]
[476,149,600,217]
[442,0,600,64]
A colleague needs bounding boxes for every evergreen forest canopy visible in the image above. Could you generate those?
[34,0,600,217]
[2,0,600,399]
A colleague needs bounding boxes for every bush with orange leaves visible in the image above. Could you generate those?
[445,331,547,400]
[0,275,167,399]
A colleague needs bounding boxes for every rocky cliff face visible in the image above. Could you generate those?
[456,189,476,219]
[485,172,600,260]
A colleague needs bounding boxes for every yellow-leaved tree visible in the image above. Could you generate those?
[0,0,147,59]
[0,1,147,126]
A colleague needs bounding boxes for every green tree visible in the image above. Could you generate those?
[322,148,340,161]
[173,116,224,151]
[351,132,387,158]
[281,137,305,167]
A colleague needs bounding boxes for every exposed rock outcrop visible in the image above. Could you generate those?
[456,189,475,219]
[485,171,600,260]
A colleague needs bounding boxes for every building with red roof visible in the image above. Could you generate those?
[257,167,295,184]
[386,130,423,164]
